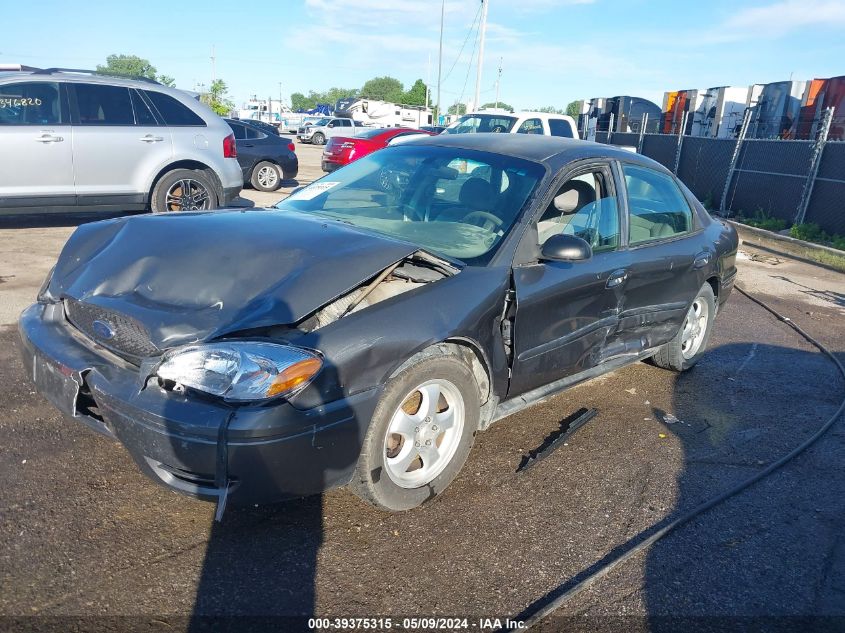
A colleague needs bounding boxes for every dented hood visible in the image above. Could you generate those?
[48,209,417,349]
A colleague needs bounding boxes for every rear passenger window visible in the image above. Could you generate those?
[144,90,205,126]
[548,118,574,138]
[244,126,262,139]
[229,122,246,140]
[516,118,543,134]
[74,84,134,125]
[623,165,693,244]
[130,90,157,125]
[0,81,63,125]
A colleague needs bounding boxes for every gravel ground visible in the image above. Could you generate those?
[0,141,843,631]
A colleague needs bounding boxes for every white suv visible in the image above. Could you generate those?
[0,68,242,215]
[445,110,580,138]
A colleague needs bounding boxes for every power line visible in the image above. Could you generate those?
[440,2,483,85]
[455,10,482,110]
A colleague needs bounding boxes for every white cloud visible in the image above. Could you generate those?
[723,0,845,38]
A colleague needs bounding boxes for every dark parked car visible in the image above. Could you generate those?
[237,118,282,137]
[225,118,298,191]
[19,135,737,515]
[420,125,446,134]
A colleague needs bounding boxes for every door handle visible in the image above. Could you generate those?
[606,269,628,288]
[35,133,63,143]
[139,135,164,143]
[242,143,255,147]
[693,251,711,269]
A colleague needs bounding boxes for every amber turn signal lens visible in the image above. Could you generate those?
[267,357,323,397]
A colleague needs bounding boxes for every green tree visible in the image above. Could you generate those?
[403,79,428,106]
[448,102,467,116]
[536,105,564,114]
[360,76,404,103]
[202,79,235,116]
[98,54,175,86]
[481,101,514,112]
[98,54,156,79]
[565,100,582,117]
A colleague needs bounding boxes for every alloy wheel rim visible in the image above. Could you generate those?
[257,165,279,188]
[681,298,709,359]
[165,179,210,211]
[383,379,465,489]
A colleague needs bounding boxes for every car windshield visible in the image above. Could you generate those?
[275,145,544,265]
[445,114,518,134]
[311,118,330,126]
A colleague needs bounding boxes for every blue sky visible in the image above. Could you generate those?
[3,0,845,111]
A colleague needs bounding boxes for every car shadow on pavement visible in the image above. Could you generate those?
[511,331,844,629]
[152,328,364,631]
[641,337,845,631]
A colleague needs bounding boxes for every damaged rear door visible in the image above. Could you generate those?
[508,162,630,396]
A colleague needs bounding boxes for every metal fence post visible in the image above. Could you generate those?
[794,107,834,226]
[719,108,752,214]
[637,113,648,154]
[607,113,615,144]
[673,111,688,175]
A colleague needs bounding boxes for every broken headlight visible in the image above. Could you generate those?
[36,266,56,303]
[155,342,322,402]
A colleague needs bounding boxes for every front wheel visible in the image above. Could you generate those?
[151,169,218,213]
[651,283,716,371]
[250,161,282,191]
[311,132,325,145]
[351,354,479,511]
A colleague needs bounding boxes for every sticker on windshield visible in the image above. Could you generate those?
[287,181,340,201]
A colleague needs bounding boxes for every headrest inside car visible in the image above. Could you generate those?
[553,180,596,214]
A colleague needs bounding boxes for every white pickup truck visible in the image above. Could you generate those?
[297,117,368,145]
[444,110,579,138]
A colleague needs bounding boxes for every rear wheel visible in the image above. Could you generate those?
[651,283,715,371]
[250,161,282,192]
[151,169,218,213]
[311,132,325,145]
[351,354,479,511]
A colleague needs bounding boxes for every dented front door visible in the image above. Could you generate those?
[508,252,629,396]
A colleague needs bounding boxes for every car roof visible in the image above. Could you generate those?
[407,133,659,167]
[0,69,171,92]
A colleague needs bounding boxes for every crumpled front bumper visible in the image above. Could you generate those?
[18,302,379,508]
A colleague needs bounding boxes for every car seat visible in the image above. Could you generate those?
[537,180,596,243]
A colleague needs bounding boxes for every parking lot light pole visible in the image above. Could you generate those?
[437,0,445,125]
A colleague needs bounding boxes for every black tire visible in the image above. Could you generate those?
[651,283,716,372]
[312,132,325,145]
[250,161,282,192]
[350,353,480,511]
[150,169,218,213]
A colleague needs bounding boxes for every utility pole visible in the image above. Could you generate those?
[425,53,431,110]
[473,0,489,112]
[279,82,283,108]
[211,44,216,83]
[494,57,502,109]
[436,0,445,124]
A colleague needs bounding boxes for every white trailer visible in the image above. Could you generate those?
[335,98,433,128]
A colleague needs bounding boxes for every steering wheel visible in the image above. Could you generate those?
[463,210,503,232]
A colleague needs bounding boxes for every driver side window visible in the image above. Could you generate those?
[537,169,620,253]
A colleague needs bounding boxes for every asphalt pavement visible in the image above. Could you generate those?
[0,140,843,631]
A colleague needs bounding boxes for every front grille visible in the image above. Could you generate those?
[64,298,160,362]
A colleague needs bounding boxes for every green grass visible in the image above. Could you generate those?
[790,223,845,252]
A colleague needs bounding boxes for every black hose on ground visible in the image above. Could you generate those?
[504,285,845,631]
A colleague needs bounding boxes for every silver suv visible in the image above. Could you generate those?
[0,68,242,215]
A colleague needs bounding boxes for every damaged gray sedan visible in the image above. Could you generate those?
[19,134,738,513]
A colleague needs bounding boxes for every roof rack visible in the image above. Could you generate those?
[31,68,160,84]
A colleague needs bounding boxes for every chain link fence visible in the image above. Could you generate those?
[594,117,845,237]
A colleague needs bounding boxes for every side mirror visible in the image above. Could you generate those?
[540,233,592,262]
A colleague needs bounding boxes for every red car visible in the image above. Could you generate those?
[321,127,436,172]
